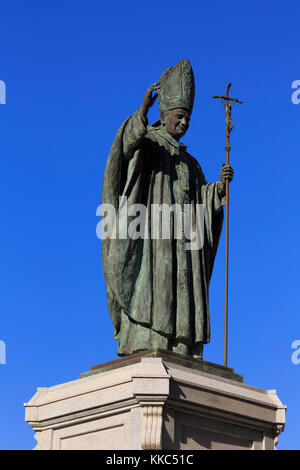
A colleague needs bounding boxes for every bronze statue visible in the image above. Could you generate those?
[101,59,234,359]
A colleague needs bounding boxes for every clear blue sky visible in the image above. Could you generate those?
[0,0,299,450]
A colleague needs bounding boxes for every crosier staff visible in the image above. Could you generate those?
[213,83,243,368]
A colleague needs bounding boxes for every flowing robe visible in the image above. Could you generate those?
[101,110,225,356]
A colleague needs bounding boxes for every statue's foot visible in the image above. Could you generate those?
[192,354,202,360]
[172,342,189,356]
[191,343,203,360]
[172,341,204,359]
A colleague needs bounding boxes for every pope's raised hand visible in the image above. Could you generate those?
[140,82,160,119]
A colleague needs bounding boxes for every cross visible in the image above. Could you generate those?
[213,82,243,150]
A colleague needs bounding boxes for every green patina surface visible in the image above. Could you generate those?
[101,60,232,359]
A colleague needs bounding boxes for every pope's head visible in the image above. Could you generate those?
[157,59,194,141]
[161,108,190,141]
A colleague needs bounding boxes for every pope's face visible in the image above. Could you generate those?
[164,108,190,141]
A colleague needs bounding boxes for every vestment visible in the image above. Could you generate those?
[101,109,224,356]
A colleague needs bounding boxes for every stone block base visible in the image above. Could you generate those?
[24,350,286,450]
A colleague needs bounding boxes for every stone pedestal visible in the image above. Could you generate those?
[24,350,286,450]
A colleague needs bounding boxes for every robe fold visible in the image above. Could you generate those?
[101,109,224,356]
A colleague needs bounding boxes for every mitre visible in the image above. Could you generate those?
[158,59,195,116]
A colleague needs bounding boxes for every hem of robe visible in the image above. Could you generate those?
[117,311,205,357]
